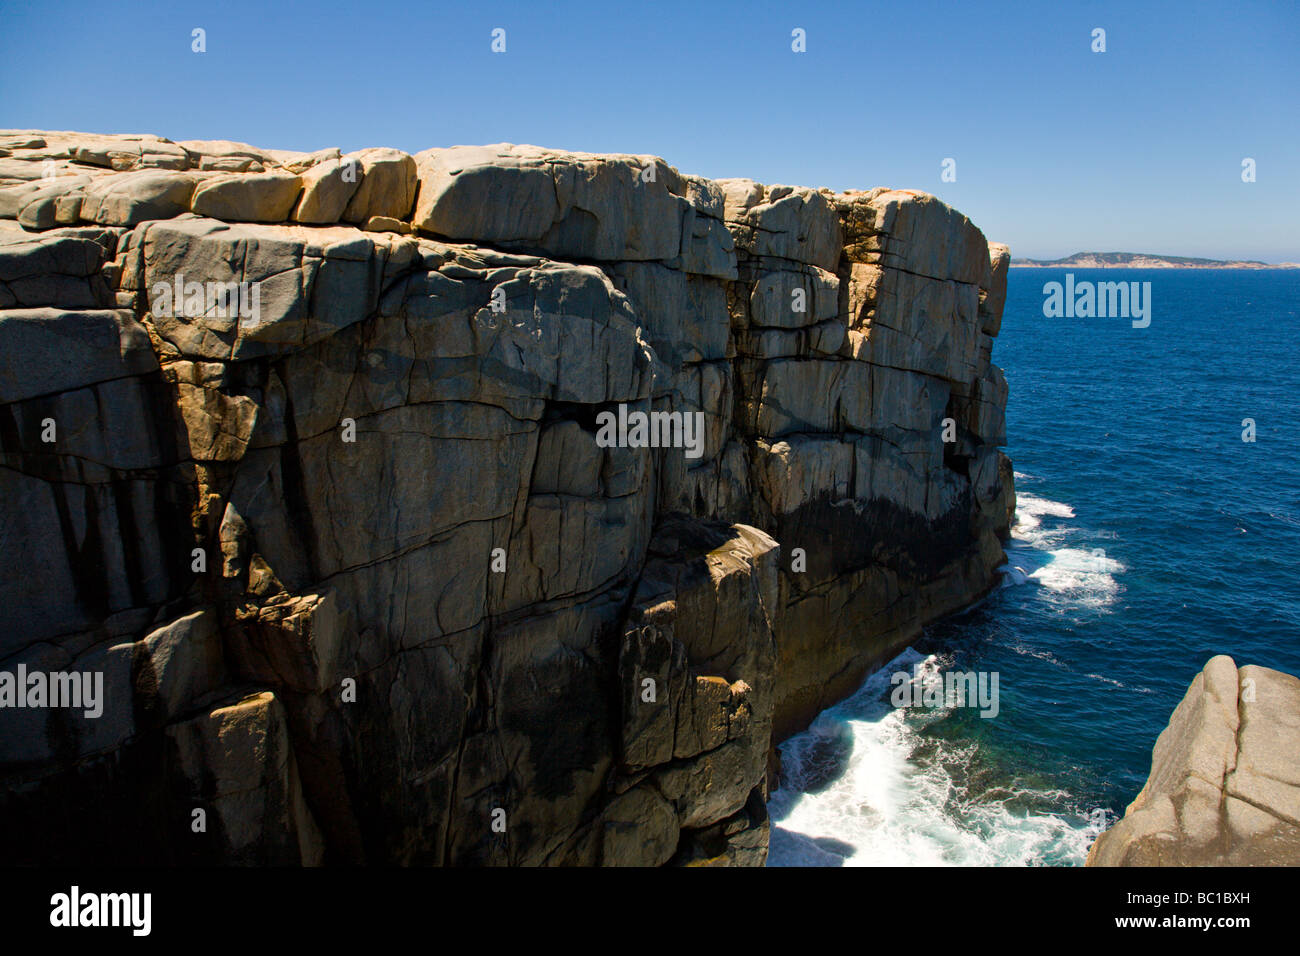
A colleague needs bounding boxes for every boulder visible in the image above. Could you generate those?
[340,148,416,223]
[1088,656,1300,866]
[413,144,689,262]
[191,172,302,222]
[293,157,360,224]
[79,169,201,225]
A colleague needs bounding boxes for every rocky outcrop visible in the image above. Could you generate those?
[0,130,1014,865]
[1088,656,1300,866]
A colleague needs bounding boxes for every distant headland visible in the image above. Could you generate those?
[1011,252,1300,269]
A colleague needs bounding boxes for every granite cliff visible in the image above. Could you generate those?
[1088,656,1300,866]
[0,131,1014,866]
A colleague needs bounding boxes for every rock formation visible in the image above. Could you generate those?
[0,130,1014,865]
[1087,655,1300,866]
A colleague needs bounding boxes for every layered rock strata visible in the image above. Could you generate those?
[1088,656,1300,866]
[0,130,1013,865]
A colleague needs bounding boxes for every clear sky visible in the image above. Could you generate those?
[2,0,1297,260]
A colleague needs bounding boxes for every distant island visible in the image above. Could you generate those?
[1011,252,1300,269]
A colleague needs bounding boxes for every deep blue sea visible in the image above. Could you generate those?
[768,269,1300,866]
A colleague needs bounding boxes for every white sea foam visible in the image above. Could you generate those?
[1010,493,1075,538]
[999,493,1123,609]
[1006,641,1069,668]
[1084,672,1154,693]
[768,481,1125,867]
[768,648,1108,867]
[1000,565,1031,587]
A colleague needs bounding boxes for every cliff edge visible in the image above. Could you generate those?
[1088,655,1300,866]
[0,131,1014,865]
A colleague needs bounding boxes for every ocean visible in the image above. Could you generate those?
[768,268,1300,866]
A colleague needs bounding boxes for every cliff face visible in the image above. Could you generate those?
[0,131,1013,865]
[1088,656,1300,866]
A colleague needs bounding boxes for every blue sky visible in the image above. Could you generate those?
[2,0,1297,260]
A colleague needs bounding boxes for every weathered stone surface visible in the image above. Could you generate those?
[0,175,95,230]
[0,131,191,173]
[69,134,190,172]
[721,180,841,270]
[0,307,156,403]
[598,785,679,866]
[0,607,225,765]
[130,217,399,360]
[610,518,778,850]
[191,172,302,222]
[79,169,200,225]
[293,157,359,224]
[340,148,416,223]
[671,786,770,866]
[840,188,990,284]
[0,129,1013,868]
[178,139,275,173]
[363,215,411,234]
[413,145,693,264]
[278,147,343,175]
[1088,656,1300,866]
[0,226,116,309]
[167,691,325,865]
[981,241,1010,335]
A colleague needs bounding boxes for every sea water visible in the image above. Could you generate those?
[768,268,1300,866]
